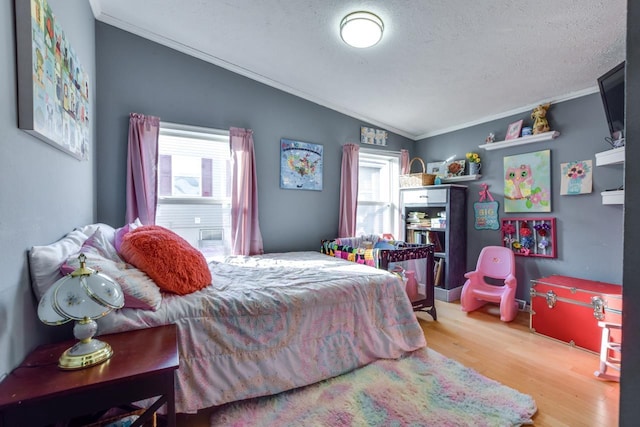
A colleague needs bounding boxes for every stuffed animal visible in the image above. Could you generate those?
[531,103,551,135]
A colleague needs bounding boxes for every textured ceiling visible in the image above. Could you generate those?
[89,0,626,140]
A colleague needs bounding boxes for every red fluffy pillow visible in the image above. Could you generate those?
[119,225,211,295]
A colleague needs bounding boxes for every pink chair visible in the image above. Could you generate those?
[460,246,518,322]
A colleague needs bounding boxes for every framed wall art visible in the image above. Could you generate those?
[426,161,445,176]
[503,149,551,212]
[15,0,90,160]
[445,159,465,177]
[501,217,557,258]
[505,119,523,140]
[360,126,388,146]
[560,160,593,195]
[280,139,323,191]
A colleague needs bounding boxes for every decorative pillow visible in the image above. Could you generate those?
[29,229,89,301]
[120,225,212,295]
[60,227,122,273]
[62,232,163,311]
[114,218,143,253]
[75,223,117,247]
[84,226,122,262]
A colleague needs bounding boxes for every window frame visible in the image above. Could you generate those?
[356,148,401,239]
[156,121,231,256]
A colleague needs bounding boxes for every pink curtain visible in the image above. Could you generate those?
[338,143,359,238]
[125,113,160,225]
[230,127,264,255]
[400,149,410,174]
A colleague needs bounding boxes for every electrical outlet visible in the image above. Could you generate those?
[194,217,201,224]
[515,298,529,311]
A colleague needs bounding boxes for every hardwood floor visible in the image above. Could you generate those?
[417,301,619,427]
[178,300,619,426]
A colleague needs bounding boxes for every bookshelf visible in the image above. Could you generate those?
[401,184,467,302]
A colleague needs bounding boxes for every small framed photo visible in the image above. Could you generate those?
[505,120,524,140]
[426,161,445,176]
[445,159,466,177]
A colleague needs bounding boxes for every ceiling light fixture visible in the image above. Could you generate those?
[340,11,384,49]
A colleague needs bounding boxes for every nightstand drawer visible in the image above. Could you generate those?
[402,188,447,205]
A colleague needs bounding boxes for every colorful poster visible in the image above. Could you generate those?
[560,160,593,195]
[280,139,323,191]
[16,0,90,159]
[504,150,551,212]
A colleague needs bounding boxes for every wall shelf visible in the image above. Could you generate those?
[601,190,624,205]
[479,131,560,151]
[441,174,481,183]
[595,146,625,166]
[595,146,625,205]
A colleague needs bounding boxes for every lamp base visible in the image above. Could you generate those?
[58,338,113,370]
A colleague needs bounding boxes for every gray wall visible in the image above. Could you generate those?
[94,22,414,253]
[0,0,96,380]
[416,94,623,301]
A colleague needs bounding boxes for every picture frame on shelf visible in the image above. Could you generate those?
[505,119,524,141]
[426,161,445,176]
[445,159,465,177]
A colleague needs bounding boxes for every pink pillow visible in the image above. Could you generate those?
[114,218,143,253]
[61,228,162,311]
[120,225,211,295]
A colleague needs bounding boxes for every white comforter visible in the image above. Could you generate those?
[97,251,426,413]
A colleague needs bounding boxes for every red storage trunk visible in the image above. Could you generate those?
[530,275,622,353]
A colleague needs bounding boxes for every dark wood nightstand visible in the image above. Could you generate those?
[0,324,178,427]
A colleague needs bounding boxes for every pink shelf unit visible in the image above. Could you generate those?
[501,217,557,258]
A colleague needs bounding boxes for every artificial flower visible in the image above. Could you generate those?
[466,152,481,163]
[501,223,515,234]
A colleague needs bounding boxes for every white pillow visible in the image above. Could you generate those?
[29,229,89,300]
[61,227,163,311]
[75,223,117,246]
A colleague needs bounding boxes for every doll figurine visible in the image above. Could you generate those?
[531,103,551,135]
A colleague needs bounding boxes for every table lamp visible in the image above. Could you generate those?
[37,253,124,370]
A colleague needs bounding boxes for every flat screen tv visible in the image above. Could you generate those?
[597,61,625,141]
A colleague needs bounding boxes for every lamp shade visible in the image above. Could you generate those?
[340,11,384,48]
[37,253,124,369]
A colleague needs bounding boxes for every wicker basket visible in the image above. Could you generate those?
[400,157,436,188]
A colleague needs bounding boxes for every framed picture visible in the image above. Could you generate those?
[503,149,551,212]
[15,0,90,160]
[505,119,524,141]
[445,159,465,177]
[426,161,445,176]
[280,139,323,191]
[560,160,593,195]
[360,126,388,146]
[501,217,557,258]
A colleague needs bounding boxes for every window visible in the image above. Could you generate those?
[356,149,400,238]
[156,122,231,257]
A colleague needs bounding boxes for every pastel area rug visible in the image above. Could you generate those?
[210,347,537,426]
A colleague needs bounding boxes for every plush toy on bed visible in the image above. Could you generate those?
[531,103,551,135]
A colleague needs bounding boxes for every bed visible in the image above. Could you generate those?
[28,224,426,414]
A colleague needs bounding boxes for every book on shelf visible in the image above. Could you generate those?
[434,258,444,287]
[427,231,443,253]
